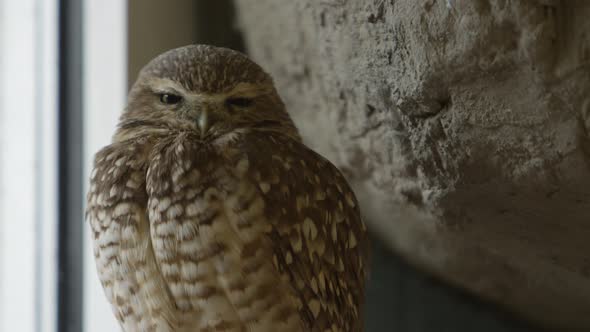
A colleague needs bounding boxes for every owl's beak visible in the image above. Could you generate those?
[197,110,209,138]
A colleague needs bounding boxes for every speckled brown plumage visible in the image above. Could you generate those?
[86,44,368,332]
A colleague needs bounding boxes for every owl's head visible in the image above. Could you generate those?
[116,44,299,142]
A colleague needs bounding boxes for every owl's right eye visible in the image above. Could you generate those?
[159,93,182,105]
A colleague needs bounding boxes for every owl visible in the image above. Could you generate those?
[86,44,368,332]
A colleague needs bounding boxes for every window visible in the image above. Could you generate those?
[0,0,124,331]
[0,0,58,331]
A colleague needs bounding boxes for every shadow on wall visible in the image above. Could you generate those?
[365,235,542,332]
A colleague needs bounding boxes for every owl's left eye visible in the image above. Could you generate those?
[159,93,182,105]
[226,97,253,108]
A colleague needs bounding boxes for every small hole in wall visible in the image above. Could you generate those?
[438,96,452,112]
[366,104,377,117]
[401,187,424,207]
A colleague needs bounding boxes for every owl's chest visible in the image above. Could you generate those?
[145,140,259,232]
[143,139,300,330]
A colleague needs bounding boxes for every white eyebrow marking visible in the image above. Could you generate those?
[149,78,188,95]
[189,83,273,103]
[228,82,273,96]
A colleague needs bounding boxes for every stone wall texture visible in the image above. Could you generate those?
[234,0,590,329]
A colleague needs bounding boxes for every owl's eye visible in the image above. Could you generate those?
[226,97,253,108]
[159,93,182,105]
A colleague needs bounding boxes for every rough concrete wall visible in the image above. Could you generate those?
[234,0,590,329]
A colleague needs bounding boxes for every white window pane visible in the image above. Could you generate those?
[83,1,127,331]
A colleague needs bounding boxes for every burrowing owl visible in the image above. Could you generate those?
[86,45,368,332]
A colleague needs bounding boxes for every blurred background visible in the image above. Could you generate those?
[0,1,539,331]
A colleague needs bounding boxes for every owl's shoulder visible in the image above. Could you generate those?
[228,131,355,196]
[89,138,152,210]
